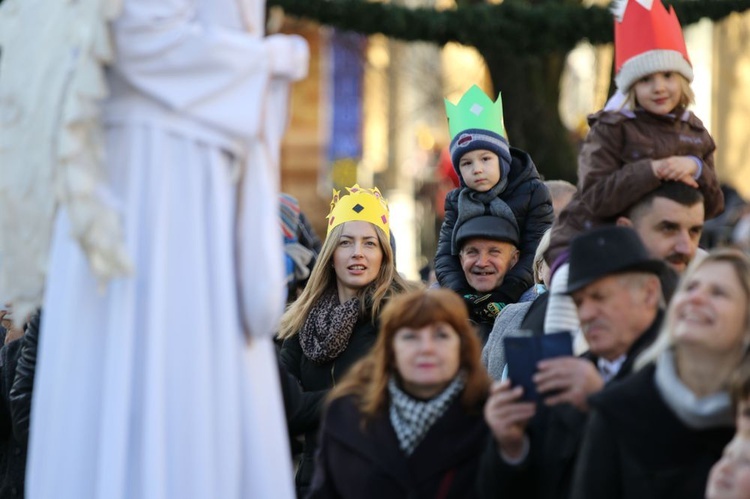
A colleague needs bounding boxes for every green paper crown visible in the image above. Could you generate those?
[444,85,507,140]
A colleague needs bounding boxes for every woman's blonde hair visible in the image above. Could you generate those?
[328,288,491,422]
[277,222,414,340]
[623,72,694,112]
[635,248,750,370]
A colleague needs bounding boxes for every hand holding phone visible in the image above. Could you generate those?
[503,331,573,402]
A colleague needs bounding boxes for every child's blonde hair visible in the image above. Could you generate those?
[623,73,694,112]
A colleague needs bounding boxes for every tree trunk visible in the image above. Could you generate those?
[480,48,578,183]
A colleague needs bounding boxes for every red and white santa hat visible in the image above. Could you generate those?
[613,0,693,91]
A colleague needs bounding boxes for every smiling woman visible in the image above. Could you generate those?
[306,288,491,499]
[571,249,750,499]
[277,185,416,497]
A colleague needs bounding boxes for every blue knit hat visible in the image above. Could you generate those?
[448,129,512,185]
[445,86,512,186]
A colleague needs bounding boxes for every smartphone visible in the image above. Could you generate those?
[504,331,574,402]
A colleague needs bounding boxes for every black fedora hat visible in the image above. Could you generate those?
[564,226,666,294]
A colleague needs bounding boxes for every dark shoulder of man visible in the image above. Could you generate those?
[519,292,549,336]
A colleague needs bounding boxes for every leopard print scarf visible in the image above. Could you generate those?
[299,290,360,364]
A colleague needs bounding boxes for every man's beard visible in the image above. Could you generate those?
[664,253,691,268]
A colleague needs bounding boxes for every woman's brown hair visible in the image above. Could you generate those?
[329,288,490,421]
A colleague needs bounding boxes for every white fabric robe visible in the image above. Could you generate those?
[26,1,308,498]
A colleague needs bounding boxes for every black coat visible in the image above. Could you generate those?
[518,291,549,334]
[307,394,489,499]
[570,364,734,499]
[0,338,27,498]
[9,312,38,445]
[477,312,662,499]
[435,147,553,303]
[279,314,379,495]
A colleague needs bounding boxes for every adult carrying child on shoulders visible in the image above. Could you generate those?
[546,0,724,267]
[435,85,553,322]
[541,0,725,338]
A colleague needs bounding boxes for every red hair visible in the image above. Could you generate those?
[329,288,490,421]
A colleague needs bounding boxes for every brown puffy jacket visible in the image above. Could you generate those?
[546,109,724,265]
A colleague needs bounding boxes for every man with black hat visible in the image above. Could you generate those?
[453,213,521,343]
[479,226,665,499]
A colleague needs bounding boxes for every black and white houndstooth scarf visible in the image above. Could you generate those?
[388,375,465,456]
[299,290,360,364]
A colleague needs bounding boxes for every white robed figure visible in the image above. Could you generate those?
[0,0,308,497]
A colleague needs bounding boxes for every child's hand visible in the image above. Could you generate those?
[651,156,699,188]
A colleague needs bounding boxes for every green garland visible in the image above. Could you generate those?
[269,0,750,55]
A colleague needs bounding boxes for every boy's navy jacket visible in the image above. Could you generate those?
[436,147,553,303]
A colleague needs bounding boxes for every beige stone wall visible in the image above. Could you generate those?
[713,12,750,198]
[279,21,331,239]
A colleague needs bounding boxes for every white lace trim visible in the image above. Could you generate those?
[0,0,130,323]
[58,0,132,285]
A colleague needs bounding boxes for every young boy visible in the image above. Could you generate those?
[435,85,553,321]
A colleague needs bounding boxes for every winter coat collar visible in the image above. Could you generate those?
[654,349,733,429]
[322,394,488,489]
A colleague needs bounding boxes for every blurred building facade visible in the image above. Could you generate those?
[278,8,750,279]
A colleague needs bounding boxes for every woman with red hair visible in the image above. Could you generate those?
[307,288,490,498]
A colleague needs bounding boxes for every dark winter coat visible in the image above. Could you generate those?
[436,147,553,303]
[0,338,27,498]
[279,313,379,496]
[547,109,724,265]
[9,312,38,445]
[307,394,489,499]
[570,364,734,499]
[477,311,662,499]
[518,290,549,334]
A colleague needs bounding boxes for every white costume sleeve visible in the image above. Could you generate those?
[111,0,308,140]
[111,0,309,338]
[0,0,130,322]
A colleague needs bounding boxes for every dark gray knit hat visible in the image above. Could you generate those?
[455,214,520,251]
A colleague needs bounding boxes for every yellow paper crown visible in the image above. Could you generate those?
[326,185,390,238]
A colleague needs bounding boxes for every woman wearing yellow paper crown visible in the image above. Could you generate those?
[278,185,417,497]
[436,85,553,324]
